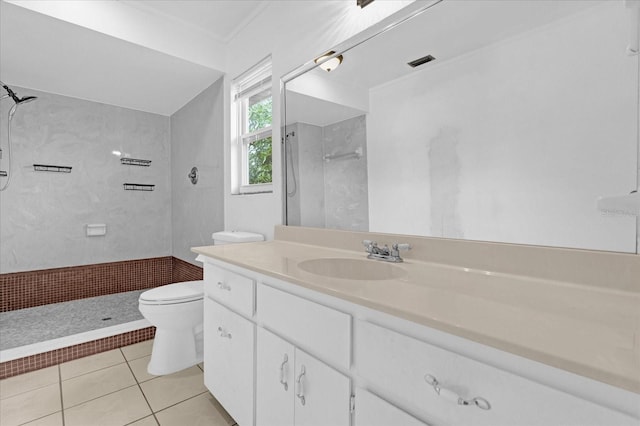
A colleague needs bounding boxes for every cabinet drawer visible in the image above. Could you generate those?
[355,388,429,426]
[204,297,255,426]
[204,263,255,317]
[355,320,637,426]
[257,284,351,370]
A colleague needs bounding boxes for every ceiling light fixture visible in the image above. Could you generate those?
[315,51,343,72]
[357,0,374,8]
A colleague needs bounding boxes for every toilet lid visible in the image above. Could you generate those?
[139,280,204,305]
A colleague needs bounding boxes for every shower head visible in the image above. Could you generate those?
[1,82,37,105]
[17,96,37,104]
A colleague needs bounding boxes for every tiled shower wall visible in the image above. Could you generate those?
[0,86,172,275]
[287,116,369,232]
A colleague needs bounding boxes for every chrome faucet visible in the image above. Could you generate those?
[362,240,411,263]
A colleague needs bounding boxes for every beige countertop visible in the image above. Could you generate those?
[192,239,640,394]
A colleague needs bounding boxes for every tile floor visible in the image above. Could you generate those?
[0,340,236,426]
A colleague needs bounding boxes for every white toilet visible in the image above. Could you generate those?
[138,230,264,375]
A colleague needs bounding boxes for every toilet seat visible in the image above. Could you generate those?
[139,280,203,305]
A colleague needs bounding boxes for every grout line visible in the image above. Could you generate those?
[62,383,140,411]
[59,351,128,382]
[124,350,161,425]
[58,364,66,426]
[152,390,209,415]
[123,414,159,426]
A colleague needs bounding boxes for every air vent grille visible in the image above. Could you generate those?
[408,55,436,68]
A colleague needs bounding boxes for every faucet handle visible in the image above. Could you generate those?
[391,243,411,257]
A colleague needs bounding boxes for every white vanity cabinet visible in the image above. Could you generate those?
[256,327,352,426]
[198,256,639,426]
[354,388,429,426]
[355,320,638,426]
[203,264,256,426]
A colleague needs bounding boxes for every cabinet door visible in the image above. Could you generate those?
[256,328,295,426]
[293,349,351,426]
[355,388,429,426]
[204,297,255,426]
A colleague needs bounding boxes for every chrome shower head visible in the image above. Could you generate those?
[1,82,37,105]
[17,96,37,104]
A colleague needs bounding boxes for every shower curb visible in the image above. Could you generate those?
[0,326,155,379]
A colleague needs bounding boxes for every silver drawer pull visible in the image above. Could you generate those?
[279,354,289,391]
[296,365,306,406]
[217,326,232,339]
[217,281,231,291]
[425,374,491,411]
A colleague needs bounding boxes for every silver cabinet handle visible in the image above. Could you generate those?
[295,365,306,406]
[279,354,289,391]
[217,326,232,339]
[425,374,491,410]
[217,281,231,291]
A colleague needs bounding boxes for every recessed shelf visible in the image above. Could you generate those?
[123,183,155,191]
[120,158,151,167]
[33,164,72,173]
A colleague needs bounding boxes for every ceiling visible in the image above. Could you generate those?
[121,0,268,44]
[0,0,267,116]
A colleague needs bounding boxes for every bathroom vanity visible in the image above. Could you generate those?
[193,226,640,426]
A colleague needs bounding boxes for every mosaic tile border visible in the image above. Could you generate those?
[0,327,156,379]
[1,256,203,312]
[172,257,204,283]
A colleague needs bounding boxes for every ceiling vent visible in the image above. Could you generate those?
[408,54,436,68]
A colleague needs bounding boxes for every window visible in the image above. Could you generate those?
[232,57,273,194]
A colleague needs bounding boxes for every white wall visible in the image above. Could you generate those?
[223,0,416,240]
[170,79,225,265]
[367,2,638,252]
[0,87,172,273]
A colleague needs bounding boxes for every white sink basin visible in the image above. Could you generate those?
[298,258,407,281]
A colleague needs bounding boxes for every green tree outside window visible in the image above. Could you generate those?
[247,96,272,184]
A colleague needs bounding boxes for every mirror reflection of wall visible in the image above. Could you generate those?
[284,0,639,253]
[285,115,369,232]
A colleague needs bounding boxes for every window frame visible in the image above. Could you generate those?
[232,57,273,195]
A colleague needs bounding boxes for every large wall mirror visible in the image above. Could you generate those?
[283,0,639,253]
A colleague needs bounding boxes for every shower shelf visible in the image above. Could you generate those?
[120,158,151,167]
[323,147,363,162]
[33,164,72,173]
[123,183,155,191]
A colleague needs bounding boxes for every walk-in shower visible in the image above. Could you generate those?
[0,81,37,191]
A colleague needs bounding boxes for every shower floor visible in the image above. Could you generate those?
[0,290,148,355]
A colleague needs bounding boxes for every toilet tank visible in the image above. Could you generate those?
[212,231,264,245]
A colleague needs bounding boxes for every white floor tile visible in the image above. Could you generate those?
[155,393,235,426]
[22,411,63,426]
[0,366,58,399]
[64,385,151,426]
[121,339,154,361]
[128,355,157,383]
[62,363,136,408]
[60,349,125,380]
[140,366,206,412]
[0,382,61,426]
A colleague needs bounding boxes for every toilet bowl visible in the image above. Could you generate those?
[138,280,204,375]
